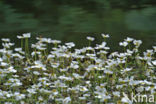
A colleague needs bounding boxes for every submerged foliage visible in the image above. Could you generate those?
[0,33,156,104]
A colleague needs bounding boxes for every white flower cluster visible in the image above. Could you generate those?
[0,33,155,104]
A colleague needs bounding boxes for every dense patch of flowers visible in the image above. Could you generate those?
[0,33,155,104]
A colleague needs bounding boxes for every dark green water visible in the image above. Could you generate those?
[0,1,156,51]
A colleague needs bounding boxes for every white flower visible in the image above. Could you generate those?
[33,71,40,75]
[113,91,120,97]
[51,89,58,95]
[124,37,133,42]
[15,48,22,52]
[133,40,142,47]
[40,38,52,43]
[123,68,132,72]
[38,77,49,83]
[143,50,153,59]
[70,62,79,69]
[0,58,2,62]
[17,35,24,39]
[47,54,55,59]
[101,33,109,38]
[80,86,88,92]
[13,81,22,87]
[121,93,132,104]
[51,62,60,68]
[31,60,47,70]
[23,33,31,38]
[153,46,156,52]
[14,92,25,100]
[20,101,25,104]
[38,96,43,101]
[2,43,14,48]
[79,96,86,100]
[95,42,107,49]
[121,97,132,104]
[63,97,71,104]
[65,42,75,48]
[31,51,41,56]
[7,66,17,73]
[60,68,68,72]
[152,60,156,65]
[27,88,37,94]
[86,36,95,41]
[0,62,8,67]
[51,40,61,44]
[5,78,22,87]
[73,73,83,79]
[1,38,10,42]
[104,69,113,74]
[119,41,128,47]
[136,86,144,92]
[86,65,96,72]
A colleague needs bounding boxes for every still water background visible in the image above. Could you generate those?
[0,0,156,51]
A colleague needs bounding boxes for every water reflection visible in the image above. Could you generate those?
[0,2,155,51]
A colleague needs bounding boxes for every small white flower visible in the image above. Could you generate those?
[87,36,95,41]
[113,91,120,97]
[153,46,156,52]
[27,88,37,94]
[51,40,61,44]
[133,40,142,47]
[119,41,128,47]
[80,86,88,92]
[15,48,22,52]
[123,68,132,72]
[121,92,132,104]
[104,70,113,74]
[23,33,31,38]
[40,38,52,43]
[121,97,132,104]
[33,71,40,75]
[152,60,156,65]
[79,96,86,100]
[65,42,75,48]
[0,58,2,62]
[17,35,24,39]
[0,62,8,67]
[63,97,71,104]
[124,37,133,42]
[1,38,10,42]
[136,86,144,92]
[38,96,43,101]
[101,33,109,38]
[14,92,25,100]
[7,66,17,73]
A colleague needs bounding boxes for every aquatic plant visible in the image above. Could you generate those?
[0,33,155,104]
